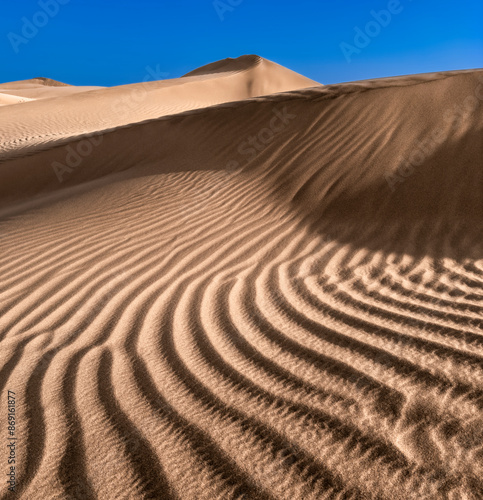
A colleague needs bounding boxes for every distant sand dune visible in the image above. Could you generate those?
[0,55,318,160]
[0,57,482,499]
[0,93,34,106]
[0,77,103,100]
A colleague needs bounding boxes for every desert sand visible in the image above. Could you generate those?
[0,55,482,499]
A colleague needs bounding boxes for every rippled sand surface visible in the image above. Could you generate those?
[0,56,482,499]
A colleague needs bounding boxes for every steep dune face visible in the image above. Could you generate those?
[0,59,482,500]
[1,68,481,233]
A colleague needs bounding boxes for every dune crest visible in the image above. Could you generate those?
[0,77,104,101]
[183,54,320,95]
[0,57,482,499]
[0,55,321,162]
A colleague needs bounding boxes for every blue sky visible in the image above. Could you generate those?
[1,0,482,86]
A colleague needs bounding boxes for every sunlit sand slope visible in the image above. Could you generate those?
[0,60,482,499]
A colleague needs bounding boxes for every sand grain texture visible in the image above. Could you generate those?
[0,56,482,499]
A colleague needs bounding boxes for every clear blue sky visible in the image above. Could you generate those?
[1,0,482,86]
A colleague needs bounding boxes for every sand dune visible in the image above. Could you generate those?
[0,77,103,100]
[0,56,482,499]
[0,55,318,161]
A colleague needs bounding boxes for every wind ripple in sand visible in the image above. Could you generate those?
[0,58,482,499]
